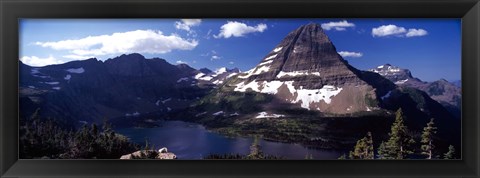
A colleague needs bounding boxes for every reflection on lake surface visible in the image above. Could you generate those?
[115,121,342,159]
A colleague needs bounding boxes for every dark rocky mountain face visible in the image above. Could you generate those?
[369,64,461,118]
[19,53,239,126]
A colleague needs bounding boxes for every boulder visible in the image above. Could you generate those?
[120,148,177,159]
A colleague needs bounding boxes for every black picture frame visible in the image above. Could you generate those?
[1,0,479,177]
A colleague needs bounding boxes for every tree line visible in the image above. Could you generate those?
[339,108,457,160]
[20,109,139,159]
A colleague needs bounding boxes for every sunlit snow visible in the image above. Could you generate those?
[273,47,283,53]
[276,70,321,78]
[264,54,278,61]
[256,112,285,118]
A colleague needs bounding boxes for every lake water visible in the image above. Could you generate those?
[115,120,343,159]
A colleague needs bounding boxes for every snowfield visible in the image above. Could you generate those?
[234,80,343,110]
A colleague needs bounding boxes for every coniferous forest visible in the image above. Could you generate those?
[20,109,139,159]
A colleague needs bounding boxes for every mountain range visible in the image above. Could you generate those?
[369,64,461,118]
[19,53,239,126]
[19,23,460,152]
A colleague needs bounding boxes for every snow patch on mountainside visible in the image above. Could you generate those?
[292,85,343,109]
[212,111,224,116]
[234,80,343,110]
[395,79,408,84]
[258,60,273,66]
[256,112,285,118]
[64,75,71,81]
[253,65,270,75]
[276,70,321,78]
[177,77,189,83]
[264,54,277,61]
[273,47,283,53]
[66,68,85,74]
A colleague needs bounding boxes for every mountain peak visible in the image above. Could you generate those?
[235,22,358,88]
[369,64,414,83]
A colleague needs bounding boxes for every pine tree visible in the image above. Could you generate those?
[444,145,456,159]
[421,118,437,159]
[377,141,388,159]
[349,132,374,159]
[384,108,415,159]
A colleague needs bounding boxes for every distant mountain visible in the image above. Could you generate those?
[180,23,459,150]
[194,67,240,85]
[369,64,461,118]
[19,53,237,126]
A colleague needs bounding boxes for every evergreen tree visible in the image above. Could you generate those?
[421,118,437,159]
[377,141,388,159]
[444,145,456,159]
[383,108,415,159]
[349,132,374,159]
[338,153,347,159]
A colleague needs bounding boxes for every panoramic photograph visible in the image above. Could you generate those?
[19,19,461,160]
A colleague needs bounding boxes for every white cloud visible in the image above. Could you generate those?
[338,51,363,58]
[372,24,427,38]
[20,55,63,67]
[372,25,407,37]
[214,21,267,39]
[229,61,234,65]
[406,28,428,37]
[321,20,355,31]
[211,55,221,61]
[175,19,202,32]
[176,60,188,64]
[35,30,198,56]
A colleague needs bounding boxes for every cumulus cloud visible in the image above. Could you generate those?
[372,24,427,38]
[176,60,188,64]
[214,21,267,39]
[372,25,407,37]
[35,30,198,56]
[175,19,202,36]
[20,55,63,67]
[211,55,221,61]
[406,28,428,37]
[321,20,355,31]
[338,51,363,58]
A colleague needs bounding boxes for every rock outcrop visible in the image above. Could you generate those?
[120,147,177,159]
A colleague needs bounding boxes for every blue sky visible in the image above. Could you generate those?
[20,19,461,82]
